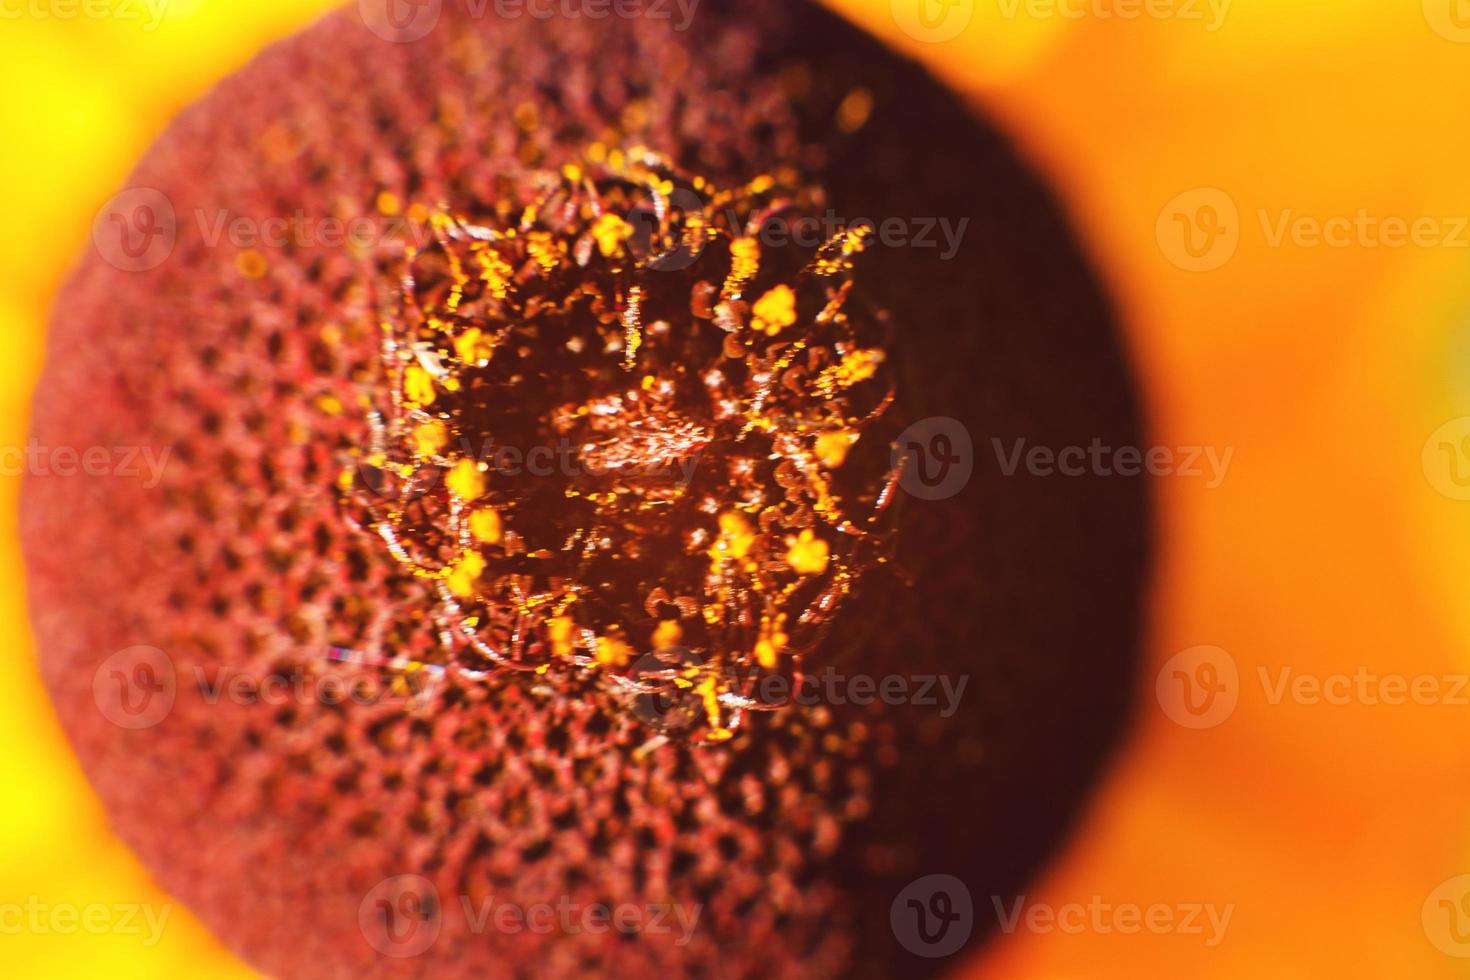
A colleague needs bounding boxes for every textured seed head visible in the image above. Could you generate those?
[23,1,1150,977]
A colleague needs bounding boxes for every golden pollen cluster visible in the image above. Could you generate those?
[339,146,901,741]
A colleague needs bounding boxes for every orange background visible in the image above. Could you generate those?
[2,0,1468,975]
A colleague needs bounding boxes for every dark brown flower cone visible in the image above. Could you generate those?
[22,1,1149,976]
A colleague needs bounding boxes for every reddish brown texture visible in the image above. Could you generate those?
[23,2,1149,977]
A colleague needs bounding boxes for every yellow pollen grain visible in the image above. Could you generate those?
[592,213,632,258]
[815,429,858,468]
[455,327,495,365]
[469,507,503,545]
[786,529,830,575]
[595,635,632,667]
[446,459,486,500]
[236,249,268,279]
[652,620,683,650]
[404,363,436,407]
[412,420,449,457]
[447,550,486,599]
[753,284,798,335]
[547,616,576,658]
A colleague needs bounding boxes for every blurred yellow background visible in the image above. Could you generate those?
[3,0,1469,976]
